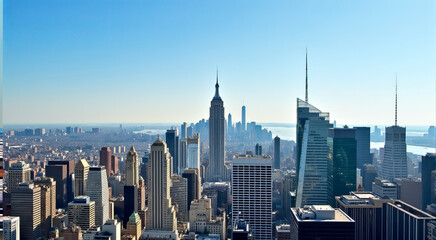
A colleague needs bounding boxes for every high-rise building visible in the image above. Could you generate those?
[206,73,228,182]
[232,219,253,240]
[8,161,31,192]
[3,216,21,240]
[126,146,139,186]
[182,168,201,211]
[179,139,187,173]
[232,155,272,240]
[353,127,371,170]
[372,178,398,199]
[255,143,262,156]
[274,136,280,169]
[126,213,142,240]
[181,122,188,141]
[145,136,177,231]
[11,182,41,240]
[102,219,121,240]
[295,98,333,207]
[336,191,392,240]
[86,166,109,227]
[328,127,357,200]
[186,133,200,170]
[46,164,68,208]
[423,153,436,211]
[34,177,56,238]
[385,200,436,240]
[227,113,233,136]
[138,178,146,211]
[124,146,139,227]
[361,164,378,192]
[242,105,246,132]
[100,147,112,178]
[275,225,291,240]
[111,155,119,175]
[189,196,226,240]
[68,196,96,230]
[74,159,89,197]
[170,175,188,222]
[290,205,355,240]
[395,178,422,209]
[47,160,75,203]
[382,126,407,181]
[166,129,179,174]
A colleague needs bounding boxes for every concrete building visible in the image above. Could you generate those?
[74,159,89,197]
[232,155,272,240]
[47,160,75,204]
[145,136,177,231]
[7,161,31,192]
[100,147,113,178]
[86,166,110,226]
[126,213,142,240]
[186,134,200,170]
[275,224,290,240]
[385,200,436,240]
[46,164,68,208]
[361,164,378,192]
[124,146,140,227]
[11,182,41,240]
[170,175,188,222]
[290,205,355,240]
[34,177,57,238]
[68,196,96,230]
[102,219,122,240]
[395,178,422,209]
[2,216,20,240]
[372,178,398,199]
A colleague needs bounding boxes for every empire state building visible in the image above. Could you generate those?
[206,72,229,182]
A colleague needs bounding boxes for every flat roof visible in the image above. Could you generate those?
[291,207,354,222]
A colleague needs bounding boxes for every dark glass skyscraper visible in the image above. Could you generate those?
[166,128,179,174]
[274,136,280,169]
[242,105,246,132]
[422,153,436,211]
[353,127,371,170]
[328,127,357,200]
[205,73,228,182]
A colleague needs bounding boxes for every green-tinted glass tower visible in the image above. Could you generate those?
[328,127,356,203]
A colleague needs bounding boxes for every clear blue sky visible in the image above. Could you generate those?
[4,0,436,125]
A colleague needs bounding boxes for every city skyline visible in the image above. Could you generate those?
[4,0,436,125]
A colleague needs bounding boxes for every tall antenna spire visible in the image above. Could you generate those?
[305,48,308,102]
[216,67,219,85]
[395,74,398,126]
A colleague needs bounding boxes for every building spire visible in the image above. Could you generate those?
[305,48,308,102]
[214,68,221,100]
[395,74,398,126]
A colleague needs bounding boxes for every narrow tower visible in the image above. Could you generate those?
[305,48,308,102]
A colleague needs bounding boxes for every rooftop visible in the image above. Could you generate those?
[292,205,354,222]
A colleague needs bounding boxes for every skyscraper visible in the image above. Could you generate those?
[100,147,112,177]
[382,82,407,181]
[170,175,188,222]
[86,166,109,227]
[34,177,56,238]
[145,136,177,231]
[274,136,280,169]
[124,146,140,227]
[68,196,96,230]
[126,146,139,186]
[242,105,246,132]
[295,99,333,207]
[74,159,89,197]
[361,164,378,192]
[47,160,75,203]
[11,182,41,240]
[227,113,233,136]
[353,127,371,170]
[232,155,272,240]
[8,161,31,192]
[181,122,188,141]
[328,127,357,200]
[126,213,142,240]
[182,168,201,211]
[422,153,436,211]
[186,133,200,170]
[166,128,179,174]
[46,164,68,208]
[255,143,262,156]
[206,72,228,182]
[3,216,20,240]
[111,155,119,175]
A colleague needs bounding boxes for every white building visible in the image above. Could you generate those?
[232,155,272,240]
[86,166,109,226]
[3,216,20,240]
[186,134,200,170]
